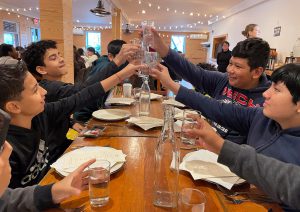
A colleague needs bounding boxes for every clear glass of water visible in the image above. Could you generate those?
[89,160,110,207]
[180,109,200,145]
[178,188,206,212]
[141,20,155,49]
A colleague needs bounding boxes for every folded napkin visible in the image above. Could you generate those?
[134,93,162,100]
[127,116,163,130]
[51,146,126,175]
[106,97,135,105]
[179,150,245,189]
[162,99,185,108]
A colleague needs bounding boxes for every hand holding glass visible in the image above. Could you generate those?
[181,110,200,145]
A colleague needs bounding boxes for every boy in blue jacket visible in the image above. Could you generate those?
[150,63,300,166]
[150,29,271,144]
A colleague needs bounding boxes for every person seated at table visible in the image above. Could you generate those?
[150,63,300,167]
[74,39,128,122]
[149,28,271,144]
[22,40,140,161]
[0,43,19,64]
[185,116,300,211]
[84,47,98,68]
[0,60,143,188]
[0,141,95,212]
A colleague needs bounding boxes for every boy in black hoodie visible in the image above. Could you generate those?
[0,60,142,188]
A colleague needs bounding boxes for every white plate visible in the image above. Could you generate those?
[51,146,127,177]
[106,97,135,105]
[92,109,131,121]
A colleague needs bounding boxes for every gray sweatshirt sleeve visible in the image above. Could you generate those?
[218,140,300,210]
[0,184,58,212]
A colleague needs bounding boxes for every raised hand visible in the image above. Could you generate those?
[51,159,96,204]
[184,115,225,155]
[113,44,141,66]
[0,141,12,197]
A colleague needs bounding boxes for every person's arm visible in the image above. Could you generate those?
[0,159,95,212]
[150,64,255,135]
[151,28,226,96]
[46,63,143,121]
[218,141,300,209]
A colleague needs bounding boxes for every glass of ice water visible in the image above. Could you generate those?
[89,160,111,207]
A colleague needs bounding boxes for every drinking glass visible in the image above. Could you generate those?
[178,188,206,212]
[123,83,132,98]
[180,109,200,145]
[89,160,110,207]
[141,20,155,49]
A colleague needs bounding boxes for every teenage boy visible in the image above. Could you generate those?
[151,29,271,144]
[22,40,139,158]
[0,141,95,211]
[74,39,127,122]
[150,63,300,166]
[0,61,142,188]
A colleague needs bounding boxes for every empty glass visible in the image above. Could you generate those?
[178,188,206,212]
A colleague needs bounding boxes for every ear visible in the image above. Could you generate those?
[108,53,114,61]
[4,101,22,115]
[296,101,300,113]
[36,66,47,75]
[251,67,264,79]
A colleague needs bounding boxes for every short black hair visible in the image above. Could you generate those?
[77,48,85,56]
[271,63,300,104]
[0,44,14,57]
[87,47,96,54]
[0,61,28,110]
[223,41,230,46]
[22,40,57,77]
[232,38,270,70]
[107,40,126,57]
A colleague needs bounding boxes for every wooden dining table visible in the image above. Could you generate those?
[41,88,282,212]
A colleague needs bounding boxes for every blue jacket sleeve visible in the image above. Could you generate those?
[176,85,256,135]
[163,49,227,96]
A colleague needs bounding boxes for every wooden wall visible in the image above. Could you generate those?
[0,11,40,46]
[74,30,208,64]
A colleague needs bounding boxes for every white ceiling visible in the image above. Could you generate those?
[0,0,248,32]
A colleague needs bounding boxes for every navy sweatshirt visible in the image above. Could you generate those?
[163,49,271,144]
[7,82,105,188]
[176,86,300,166]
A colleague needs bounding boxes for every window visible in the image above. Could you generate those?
[31,28,41,42]
[171,35,186,53]
[3,21,19,46]
[86,32,101,53]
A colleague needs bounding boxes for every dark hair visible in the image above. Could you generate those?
[0,44,14,57]
[0,61,28,110]
[271,63,300,104]
[107,40,126,57]
[242,24,258,38]
[15,46,25,53]
[22,40,57,77]
[87,47,96,54]
[196,62,217,71]
[223,41,230,46]
[232,38,270,70]
[77,48,85,56]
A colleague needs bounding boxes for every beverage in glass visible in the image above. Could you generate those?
[89,160,110,207]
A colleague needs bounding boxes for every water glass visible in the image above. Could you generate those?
[133,87,142,99]
[89,160,110,207]
[144,51,159,69]
[178,188,206,212]
[123,83,132,98]
[181,109,200,145]
[141,20,155,49]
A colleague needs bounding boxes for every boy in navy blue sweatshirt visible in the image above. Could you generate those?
[150,29,271,144]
